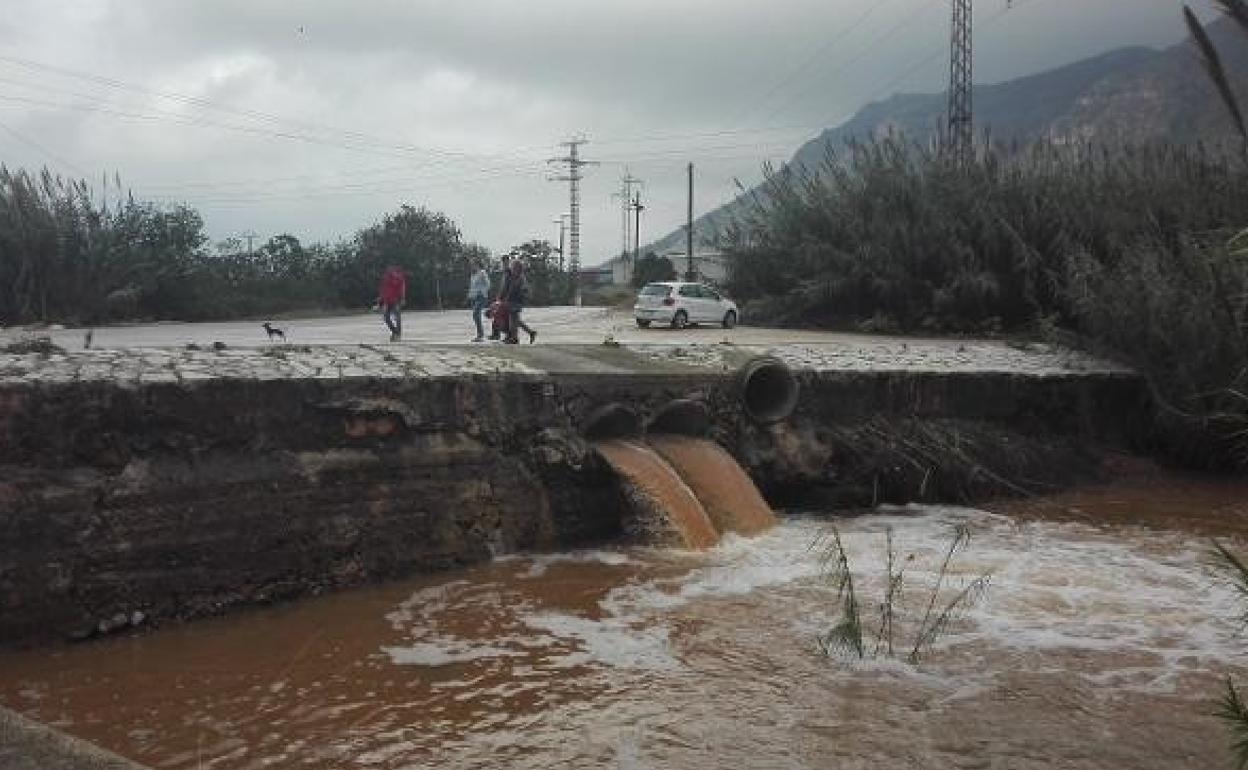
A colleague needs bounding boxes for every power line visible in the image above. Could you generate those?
[0,117,91,178]
[811,0,1041,139]
[0,86,550,171]
[153,164,547,206]
[726,0,902,130]
[0,52,539,166]
[752,0,948,130]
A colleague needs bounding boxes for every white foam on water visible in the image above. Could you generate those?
[556,505,1248,694]
[513,549,636,578]
[519,611,681,671]
[381,642,523,667]
[377,503,1248,709]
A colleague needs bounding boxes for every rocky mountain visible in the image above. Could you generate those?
[634,17,1247,261]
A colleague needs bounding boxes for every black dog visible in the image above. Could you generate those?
[262,322,286,342]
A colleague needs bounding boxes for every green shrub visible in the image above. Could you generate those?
[723,138,1248,468]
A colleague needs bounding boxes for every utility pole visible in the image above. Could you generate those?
[552,214,569,272]
[947,0,973,166]
[242,230,259,257]
[612,169,643,284]
[631,191,644,266]
[547,136,598,287]
[685,163,695,281]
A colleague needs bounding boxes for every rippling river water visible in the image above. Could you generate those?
[3,476,1247,769]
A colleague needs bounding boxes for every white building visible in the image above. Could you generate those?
[588,249,731,288]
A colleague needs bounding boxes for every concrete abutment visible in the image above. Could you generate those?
[0,346,1146,649]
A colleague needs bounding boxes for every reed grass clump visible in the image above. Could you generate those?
[724,138,1248,469]
[1213,540,1248,769]
[813,523,991,664]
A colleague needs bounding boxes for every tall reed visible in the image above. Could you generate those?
[814,524,991,664]
[723,138,1248,469]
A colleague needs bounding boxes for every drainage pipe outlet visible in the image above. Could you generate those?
[583,403,644,440]
[647,399,712,437]
[738,356,799,424]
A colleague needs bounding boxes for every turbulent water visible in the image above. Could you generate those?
[2,478,1248,769]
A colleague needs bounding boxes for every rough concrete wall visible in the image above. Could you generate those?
[0,376,637,647]
[0,365,1145,648]
[729,369,1150,508]
[0,705,151,770]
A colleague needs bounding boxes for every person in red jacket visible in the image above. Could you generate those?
[376,265,407,342]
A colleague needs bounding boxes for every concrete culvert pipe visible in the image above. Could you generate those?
[583,403,643,440]
[647,399,712,437]
[738,356,800,424]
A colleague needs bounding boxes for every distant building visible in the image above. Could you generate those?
[576,266,614,287]
[662,250,730,285]
[586,249,730,288]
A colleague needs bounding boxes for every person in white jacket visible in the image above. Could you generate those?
[468,260,491,342]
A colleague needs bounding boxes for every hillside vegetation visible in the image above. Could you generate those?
[641,18,1248,260]
[724,137,1248,468]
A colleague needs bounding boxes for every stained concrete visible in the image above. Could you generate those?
[0,333,1143,650]
[0,706,149,770]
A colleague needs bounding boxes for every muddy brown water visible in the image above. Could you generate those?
[2,476,1248,769]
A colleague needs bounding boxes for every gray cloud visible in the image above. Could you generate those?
[0,0,1205,264]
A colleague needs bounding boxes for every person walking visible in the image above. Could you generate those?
[505,259,537,345]
[468,260,490,342]
[489,255,513,342]
[376,265,407,342]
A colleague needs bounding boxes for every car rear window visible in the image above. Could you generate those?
[639,284,670,296]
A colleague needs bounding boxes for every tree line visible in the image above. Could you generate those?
[0,167,576,325]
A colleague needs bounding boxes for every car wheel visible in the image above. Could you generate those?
[671,310,689,329]
[636,319,651,328]
[722,310,737,329]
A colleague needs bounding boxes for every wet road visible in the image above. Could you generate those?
[3,307,976,350]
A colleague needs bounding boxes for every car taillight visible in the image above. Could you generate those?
[662,296,675,306]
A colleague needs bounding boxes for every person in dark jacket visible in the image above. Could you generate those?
[504,259,536,345]
[376,265,407,342]
[489,255,512,341]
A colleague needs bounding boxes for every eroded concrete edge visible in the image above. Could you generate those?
[0,705,151,770]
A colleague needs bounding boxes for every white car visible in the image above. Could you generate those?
[633,281,740,329]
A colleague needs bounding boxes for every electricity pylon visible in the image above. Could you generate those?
[947,0,973,166]
[547,136,597,276]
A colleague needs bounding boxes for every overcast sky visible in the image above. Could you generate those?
[0,0,1206,266]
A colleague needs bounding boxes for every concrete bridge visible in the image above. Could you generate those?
[0,321,1148,767]
[0,325,1142,649]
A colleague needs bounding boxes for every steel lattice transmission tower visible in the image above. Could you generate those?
[547,136,597,276]
[947,0,973,165]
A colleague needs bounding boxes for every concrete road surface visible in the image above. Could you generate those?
[1,307,940,350]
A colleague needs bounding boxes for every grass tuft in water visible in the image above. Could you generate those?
[1213,539,1248,769]
[814,527,865,658]
[815,523,991,664]
[1217,677,1248,770]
